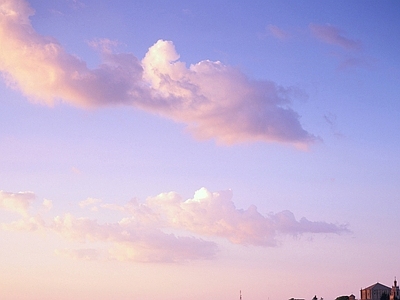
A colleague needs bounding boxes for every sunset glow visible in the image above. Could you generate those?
[1,1,400,300]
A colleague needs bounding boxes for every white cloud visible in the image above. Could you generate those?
[42,199,53,211]
[0,0,317,146]
[0,190,35,216]
[79,197,102,208]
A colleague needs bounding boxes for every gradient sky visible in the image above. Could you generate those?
[1,1,400,300]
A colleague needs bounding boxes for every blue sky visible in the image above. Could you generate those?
[1,1,400,299]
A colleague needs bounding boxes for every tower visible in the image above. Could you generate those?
[390,277,399,300]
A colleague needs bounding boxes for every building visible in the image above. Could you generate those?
[360,282,391,300]
[390,278,400,300]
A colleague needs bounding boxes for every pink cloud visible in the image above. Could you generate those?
[309,24,362,51]
[270,210,347,235]
[144,188,348,246]
[337,56,374,71]
[0,188,348,262]
[267,24,290,40]
[0,0,317,147]
[51,213,218,262]
[1,199,218,263]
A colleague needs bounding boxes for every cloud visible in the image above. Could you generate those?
[42,198,53,211]
[71,166,82,175]
[143,187,348,246]
[50,213,218,262]
[270,210,347,235]
[79,197,102,208]
[54,248,99,261]
[107,233,217,263]
[0,188,348,262]
[0,192,218,262]
[69,0,85,10]
[1,215,44,231]
[0,190,35,216]
[0,0,317,146]
[309,24,362,51]
[267,25,290,40]
[337,56,374,71]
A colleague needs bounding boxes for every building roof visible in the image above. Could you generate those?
[363,283,391,290]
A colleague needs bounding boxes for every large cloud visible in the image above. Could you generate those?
[0,188,348,262]
[1,205,218,263]
[0,0,317,146]
[142,187,348,246]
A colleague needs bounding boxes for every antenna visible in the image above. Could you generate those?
[240,290,242,300]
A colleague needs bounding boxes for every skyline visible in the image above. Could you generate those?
[1,0,400,299]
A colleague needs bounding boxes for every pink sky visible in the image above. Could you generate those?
[1,0,400,299]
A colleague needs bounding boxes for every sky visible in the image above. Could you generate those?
[1,0,400,299]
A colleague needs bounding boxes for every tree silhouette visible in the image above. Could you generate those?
[380,293,389,300]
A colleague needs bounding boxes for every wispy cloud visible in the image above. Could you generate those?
[336,55,375,71]
[0,188,348,263]
[267,24,290,40]
[54,248,99,261]
[69,0,85,10]
[0,0,317,147]
[309,23,362,51]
